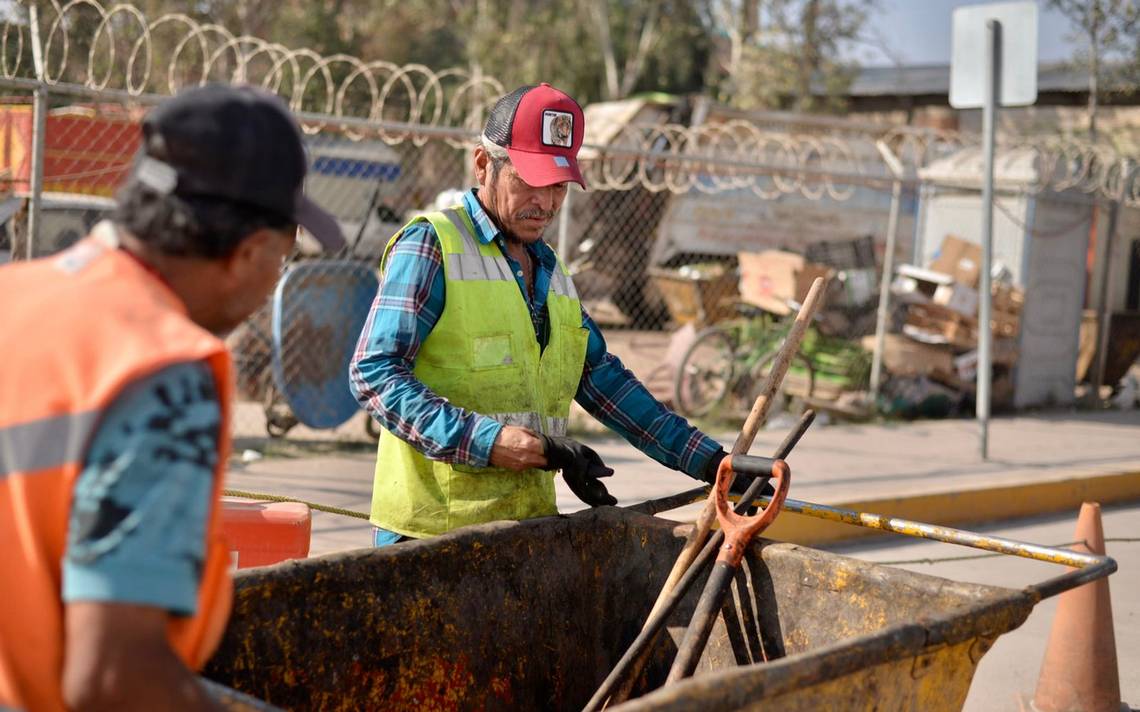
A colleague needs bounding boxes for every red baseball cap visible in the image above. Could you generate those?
[483,83,586,189]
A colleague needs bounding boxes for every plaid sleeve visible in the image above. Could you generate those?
[574,308,722,480]
[348,223,502,467]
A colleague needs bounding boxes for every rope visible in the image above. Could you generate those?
[872,538,1140,566]
[223,489,371,521]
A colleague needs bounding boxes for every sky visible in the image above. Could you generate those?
[850,0,1081,67]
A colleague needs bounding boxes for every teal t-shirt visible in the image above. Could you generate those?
[62,361,220,616]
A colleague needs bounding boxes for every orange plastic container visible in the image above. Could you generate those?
[221,498,312,569]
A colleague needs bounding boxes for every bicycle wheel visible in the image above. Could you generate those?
[748,348,817,415]
[673,324,740,418]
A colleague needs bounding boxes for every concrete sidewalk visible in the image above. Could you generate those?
[225,409,1140,557]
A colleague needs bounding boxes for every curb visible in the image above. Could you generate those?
[764,469,1140,546]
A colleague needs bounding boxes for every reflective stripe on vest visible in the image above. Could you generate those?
[0,228,234,712]
[0,411,99,479]
[371,205,589,538]
[440,207,580,301]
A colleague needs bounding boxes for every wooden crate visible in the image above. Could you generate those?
[648,266,738,326]
[905,303,979,349]
[905,302,1021,348]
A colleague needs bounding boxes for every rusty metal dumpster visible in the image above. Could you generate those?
[200,505,1082,711]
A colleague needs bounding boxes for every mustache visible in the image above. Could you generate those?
[515,208,555,221]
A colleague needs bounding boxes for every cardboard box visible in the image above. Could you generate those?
[953,339,1020,380]
[931,235,983,288]
[933,283,979,318]
[905,303,979,350]
[862,334,956,384]
[738,250,832,312]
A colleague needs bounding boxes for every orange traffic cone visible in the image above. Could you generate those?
[1031,502,1123,712]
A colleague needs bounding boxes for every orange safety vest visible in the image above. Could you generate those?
[0,225,234,711]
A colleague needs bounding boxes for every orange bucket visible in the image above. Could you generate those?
[221,498,311,569]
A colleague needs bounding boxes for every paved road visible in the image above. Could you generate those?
[825,503,1140,712]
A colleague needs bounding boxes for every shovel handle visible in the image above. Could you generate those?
[665,457,791,684]
[714,456,790,567]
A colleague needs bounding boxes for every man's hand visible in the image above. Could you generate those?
[488,425,547,471]
[62,601,222,712]
[538,434,617,507]
[700,450,774,497]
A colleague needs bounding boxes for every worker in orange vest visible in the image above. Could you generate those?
[0,84,343,711]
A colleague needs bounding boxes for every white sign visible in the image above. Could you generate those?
[949,1,1038,109]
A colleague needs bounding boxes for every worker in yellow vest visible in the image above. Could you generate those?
[350,84,758,545]
[0,85,343,711]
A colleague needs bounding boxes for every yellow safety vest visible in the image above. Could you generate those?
[370,206,589,538]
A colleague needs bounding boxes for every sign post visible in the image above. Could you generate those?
[950,1,1037,460]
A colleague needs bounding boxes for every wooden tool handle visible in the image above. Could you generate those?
[647,277,826,617]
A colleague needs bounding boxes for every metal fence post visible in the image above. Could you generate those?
[1089,160,1130,401]
[25,3,46,261]
[869,140,905,402]
[976,19,1000,461]
[26,86,47,260]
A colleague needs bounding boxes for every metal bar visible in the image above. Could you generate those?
[26,86,47,260]
[23,4,46,261]
[585,412,816,711]
[625,487,708,517]
[0,78,1114,209]
[754,496,1116,601]
[593,483,1116,711]
[869,140,905,401]
[0,76,166,105]
[665,562,735,683]
[977,19,1000,460]
[625,409,814,517]
[666,456,790,685]
[28,4,44,81]
[581,516,722,712]
[1090,197,1122,402]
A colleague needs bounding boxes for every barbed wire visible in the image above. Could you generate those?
[5,0,1140,205]
[580,120,1140,206]
[5,0,503,144]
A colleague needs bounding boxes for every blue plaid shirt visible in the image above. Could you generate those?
[349,189,721,479]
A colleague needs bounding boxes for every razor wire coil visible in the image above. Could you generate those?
[5,0,1139,204]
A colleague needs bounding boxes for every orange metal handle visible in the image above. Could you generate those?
[713,456,791,567]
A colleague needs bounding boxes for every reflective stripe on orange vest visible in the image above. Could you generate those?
[0,224,234,712]
[0,411,100,478]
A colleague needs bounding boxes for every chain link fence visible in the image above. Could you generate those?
[5,1,1139,446]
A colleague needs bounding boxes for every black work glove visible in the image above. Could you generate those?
[538,434,618,507]
[700,450,775,498]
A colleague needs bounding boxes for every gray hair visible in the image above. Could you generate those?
[480,134,510,181]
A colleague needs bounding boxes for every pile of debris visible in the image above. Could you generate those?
[870,235,1024,416]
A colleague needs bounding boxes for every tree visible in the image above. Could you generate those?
[456,0,711,104]
[1048,0,1140,142]
[707,0,877,113]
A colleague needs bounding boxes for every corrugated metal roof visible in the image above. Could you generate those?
[843,63,1093,98]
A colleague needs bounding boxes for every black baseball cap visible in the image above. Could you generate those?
[130,83,345,251]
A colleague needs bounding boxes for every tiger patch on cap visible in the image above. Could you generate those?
[541,110,574,148]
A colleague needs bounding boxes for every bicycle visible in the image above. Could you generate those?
[673,303,817,419]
